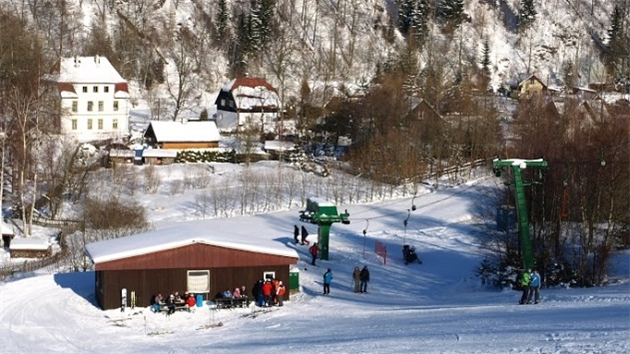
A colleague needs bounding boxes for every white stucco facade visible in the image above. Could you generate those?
[57,56,130,142]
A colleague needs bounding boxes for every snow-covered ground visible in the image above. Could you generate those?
[1,176,629,354]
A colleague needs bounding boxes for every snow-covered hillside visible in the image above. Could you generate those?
[1,177,629,354]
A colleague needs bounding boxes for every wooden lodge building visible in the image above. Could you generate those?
[86,222,299,310]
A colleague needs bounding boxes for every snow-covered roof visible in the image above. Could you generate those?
[2,221,14,235]
[85,221,299,264]
[109,149,135,158]
[308,197,335,207]
[222,77,281,111]
[264,140,295,152]
[9,237,49,251]
[145,121,221,143]
[142,149,178,158]
[58,56,126,84]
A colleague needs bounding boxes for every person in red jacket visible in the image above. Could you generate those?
[186,293,196,308]
[261,280,273,307]
[309,242,320,266]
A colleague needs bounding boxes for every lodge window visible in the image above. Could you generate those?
[71,119,77,130]
[93,86,98,93]
[263,271,276,281]
[72,101,78,112]
[82,86,88,93]
[104,86,109,93]
[112,119,118,129]
[87,119,93,130]
[113,101,119,111]
[87,101,93,111]
[98,101,104,111]
[187,270,210,294]
[98,119,103,130]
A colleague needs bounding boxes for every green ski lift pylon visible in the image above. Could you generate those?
[299,197,350,260]
[492,158,548,271]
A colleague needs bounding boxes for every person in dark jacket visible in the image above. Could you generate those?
[165,294,176,315]
[301,225,310,245]
[252,280,264,307]
[359,266,370,293]
[294,225,300,244]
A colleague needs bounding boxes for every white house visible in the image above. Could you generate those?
[213,77,281,131]
[55,56,130,142]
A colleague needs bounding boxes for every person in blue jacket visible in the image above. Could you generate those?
[323,268,333,295]
[527,269,542,304]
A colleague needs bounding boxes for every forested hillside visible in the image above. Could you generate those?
[1,0,628,112]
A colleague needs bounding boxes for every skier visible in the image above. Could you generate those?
[519,269,532,305]
[527,269,541,304]
[294,225,300,244]
[323,268,333,294]
[301,225,310,245]
[309,242,320,266]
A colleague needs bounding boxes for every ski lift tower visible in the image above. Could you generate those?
[492,158,548,271]
[299,197,350,260]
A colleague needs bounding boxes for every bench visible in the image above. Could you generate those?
[213,297,251,309]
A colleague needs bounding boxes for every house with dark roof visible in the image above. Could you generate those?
[52,56,130,142]
[213,77,281,131]
[85,221,299,310]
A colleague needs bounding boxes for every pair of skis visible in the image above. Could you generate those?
[121,288,137,312]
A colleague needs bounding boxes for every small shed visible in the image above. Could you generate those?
[264,140,295,160]
[143,120,221,149]
[108,149,135,167]
[85,222,299,310]
[2,221,15,248]
[142,149,178,165]
[9,237,52,258]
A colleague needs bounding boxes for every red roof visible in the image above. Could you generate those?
[57,82,76,94]
[232,77,277,93]
[115,82,129,93]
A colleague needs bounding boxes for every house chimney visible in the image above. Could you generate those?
[74,56,79,68]
[182,118,187,125]
[95,55,100,65]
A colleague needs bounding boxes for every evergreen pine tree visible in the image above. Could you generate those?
[480,39,491,76]
[215,0,229,42]
[396,0,415,35]
[411,0,430,46]
[441,0,465,30]
[518,0,537,32]
[605,4,629,80]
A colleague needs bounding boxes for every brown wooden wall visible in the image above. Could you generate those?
[95,243,297,271]
[96,265,291,310]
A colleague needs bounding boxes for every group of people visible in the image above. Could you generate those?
[294,225,310,245]
[150,291,197,315]
[294,225,322,266]
[215,285,248,300]
[319,265,370,295]
[519,269,542,305]
[252,278,287,307]
[352,266,370,293]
